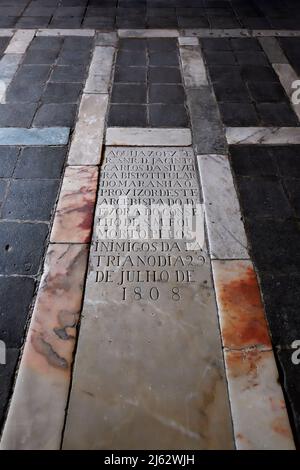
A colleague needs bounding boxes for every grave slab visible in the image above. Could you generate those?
[62,147,234,450]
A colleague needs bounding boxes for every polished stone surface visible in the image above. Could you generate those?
[0,243,89,450]
[62,147,234,450]
[50,166,98,244]
[198,154,248,259]
[226,127,300,145]
[106,128,192,146]
[0,127,70,145]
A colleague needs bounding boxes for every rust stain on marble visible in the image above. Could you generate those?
[50,166,98,243]
[225,349,262,383]
[214,260,271,349]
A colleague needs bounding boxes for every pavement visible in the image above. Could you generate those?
[0,0,300,451]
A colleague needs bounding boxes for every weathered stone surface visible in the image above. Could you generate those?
[0,127,70,146]
[62,147,234,450]
[5,30,35,54]
[224,349,295,450]
[179,45,208,87]
[198,154,249,259]
[106,128,192,146]
[187,87,227,154]
[258,37,288,63]
[67,94,108,165]
[51,166,98,243]
[226,127,300,145]
[84,46,115,94]
[0,243,89,450]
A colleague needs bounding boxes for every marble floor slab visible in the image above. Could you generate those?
[62,146,234,450]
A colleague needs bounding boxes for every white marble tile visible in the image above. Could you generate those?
[198,154,249,260]
[258,37,288,63]
[226,127,300,145]
[0,30,14,37]
[37,29,95,37]
[179,45,208,87]
[181,29,250,38]
[5,30,35,54]
[253,30,300,37]
[106,128,192,146]
[84,46,115,94]
[178,37,199,46]
[95,32,118,46]
[273,63,300,121]
[224,350,295,450]
[68,94,108,165]
[118,29,179,38]
[0,244,89,450]
[0,54,22,103]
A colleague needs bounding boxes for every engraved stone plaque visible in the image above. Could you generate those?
[63,147,234,450]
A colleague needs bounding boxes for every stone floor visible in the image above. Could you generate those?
[0,3,300,451]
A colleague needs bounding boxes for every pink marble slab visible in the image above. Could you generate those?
[0,243,88,450]
[212,260,272,350]
[51,165,98,243]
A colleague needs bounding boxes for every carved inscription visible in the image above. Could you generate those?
[91,147,206,303]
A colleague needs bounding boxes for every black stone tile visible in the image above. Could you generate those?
[0,104,37,127]
[257,103,299,127]
[230,146,278,177]
[201,38,231,51]
[237,176,292,218]
[23,49,59,65]
[0,18,18,28]
[230,38,261,51]
[111,83,147,104]
[57,49,90,66]
[204,51,237,65]
[0,276,35,348]
[82,16,115,28]
[208,16,241,28]
[208,65,242,82]
[62,37,93,51]
[213,77,251,102]
[260,273,300,346]
[248,82,287,103]
[273,147,300,178]
[0,148,19,178]
[54,6,85,17]
[147,39,177,53]
[116,50,147,67]
[108,104,147,127]
[42,82,82,103]
[149,104,189,127]
[245,218,300,274]
[6,80,45,104]
[16,17,51,28]
[240,65,278,82]
[12,65,51,83]
[283,179,300,216]
[178,16,209,28]
[2,179,60,221]
[148,67,181,83]
[149,84,185,104]
[219,102,259,126]
[114,66,147,83]
[50,17,83,28]
[147,16,178,28]
[0,222,48,275]
[0,348,19,427]
[235,51,269,66]
[149,51,179,67]
[33,104,77,127]
[119,38,147,52]
[29,36,63,52]
[50,65,87,83]
[14,147,66,179]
